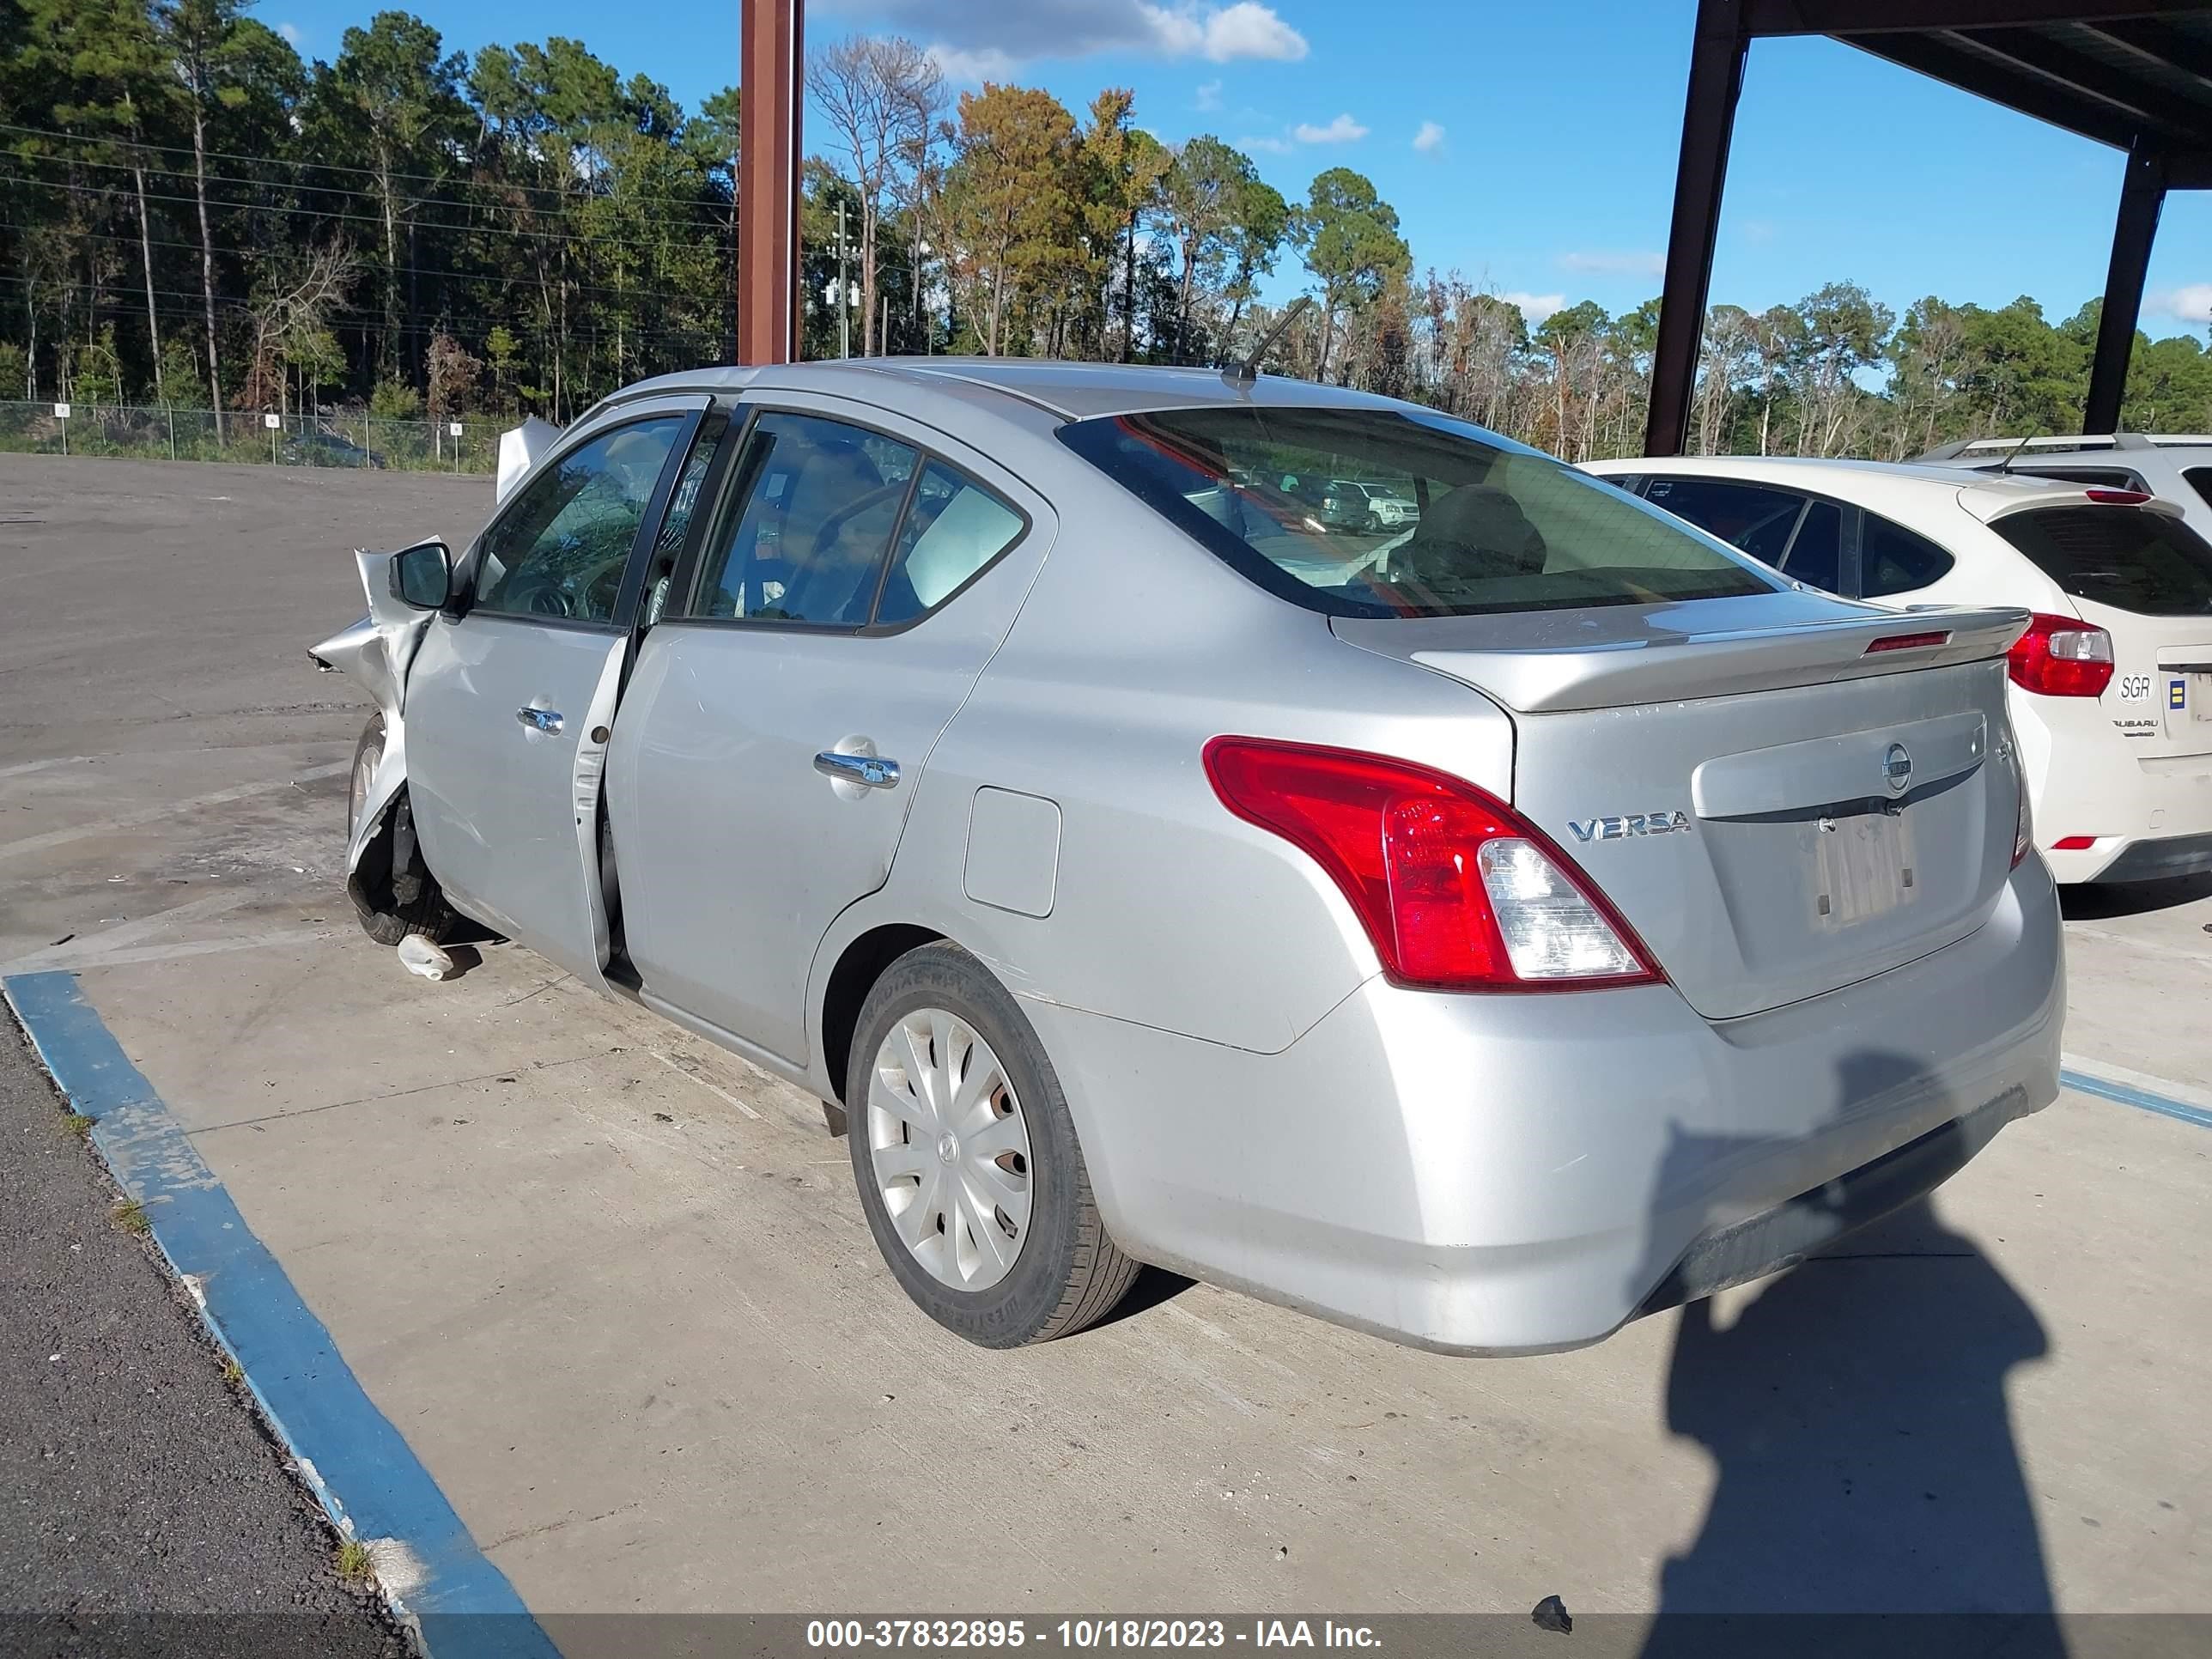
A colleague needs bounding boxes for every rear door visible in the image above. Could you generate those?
[404,398,708,979]
[1987,501,2212,761]
[609,398,1052,1066]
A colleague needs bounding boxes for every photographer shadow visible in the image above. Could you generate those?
[1637,1054,2063,1657]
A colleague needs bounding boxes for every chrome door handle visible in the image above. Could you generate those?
[814,750,900,790]
[515,707,564,735]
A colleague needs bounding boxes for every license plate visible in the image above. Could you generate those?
[1813,805,1917,927]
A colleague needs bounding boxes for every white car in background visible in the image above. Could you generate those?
[1584,455,2212,886]
[1916,433,2212,539]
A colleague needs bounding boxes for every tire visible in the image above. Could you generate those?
[846,942,1139,1347]
[346,713,458,947]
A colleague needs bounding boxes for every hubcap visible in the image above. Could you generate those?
[866,1008,1033,1292]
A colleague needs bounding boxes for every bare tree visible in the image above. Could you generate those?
[809,34,942,356]
[155,0,231,439]
[242,240,358,416]
[1695,304,1753,455]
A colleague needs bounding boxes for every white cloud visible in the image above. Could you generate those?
[1412,120,1445,155]
[1237,133,1292,154]
[2153,283,2212,325]
[1291,112,1368,143]
[1195,78,1224,111]
[1163,0,1308,63]
[1559,250,1666,278]
[277,20,302,44]
[874,0,1304,71]
[927,43,1022,83]
[1502,291,1566,324]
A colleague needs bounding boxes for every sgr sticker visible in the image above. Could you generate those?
[2117,674,2153,702]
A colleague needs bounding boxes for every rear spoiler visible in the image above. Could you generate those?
[495,416,563,504]
[1963,486,2186,525]
[1334,603,2031,714]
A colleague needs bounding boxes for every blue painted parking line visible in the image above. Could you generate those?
[2058,1064,2212,1132]
[3,970,562,1659]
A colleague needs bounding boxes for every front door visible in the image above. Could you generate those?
[609,401,1050,1066]
[404,401,708,980]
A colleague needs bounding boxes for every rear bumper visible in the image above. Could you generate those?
[2057,827,2212,884]
[2014,689,2212,883]
[1029,860,2063,1355]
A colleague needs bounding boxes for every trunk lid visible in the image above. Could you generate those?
[1334,593,2029,1021]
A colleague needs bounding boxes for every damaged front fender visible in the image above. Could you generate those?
[309,545,441,877]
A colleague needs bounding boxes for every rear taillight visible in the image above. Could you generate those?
[2006,612,2114,698]
[1202,737,1661,992]
[2051,835,2096,851]
[2084,488,2152,505]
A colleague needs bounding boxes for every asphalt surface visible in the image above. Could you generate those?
[0,1022,405,1655]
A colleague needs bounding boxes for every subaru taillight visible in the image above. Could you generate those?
[1202,737,1661,992]
[2006,612,2114,698]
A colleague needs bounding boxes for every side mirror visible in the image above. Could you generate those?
[391,540,453,611]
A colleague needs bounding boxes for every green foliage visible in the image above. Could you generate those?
[368,379,421,419]
[4,3,2209,464]
[1292,167,1411,380]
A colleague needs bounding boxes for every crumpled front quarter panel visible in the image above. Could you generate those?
[309,550,435,872]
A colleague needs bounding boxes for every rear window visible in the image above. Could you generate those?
[1991,507,2212,617]
[1057,406,1775,619]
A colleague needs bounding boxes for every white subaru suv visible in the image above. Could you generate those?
[1585,455,2212,885]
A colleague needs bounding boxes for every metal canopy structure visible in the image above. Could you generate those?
[1645,1,2212,457]
[738,0,804,366]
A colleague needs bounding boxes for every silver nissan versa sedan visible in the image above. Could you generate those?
[311,360,2064,1355]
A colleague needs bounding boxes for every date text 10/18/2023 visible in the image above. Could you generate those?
[805,1620,1382,1649]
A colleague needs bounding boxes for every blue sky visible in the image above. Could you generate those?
[264,0,2212,337]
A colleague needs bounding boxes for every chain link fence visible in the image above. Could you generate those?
[0,401,505,474]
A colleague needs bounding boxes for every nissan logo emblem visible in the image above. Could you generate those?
[1884,742,1913,795]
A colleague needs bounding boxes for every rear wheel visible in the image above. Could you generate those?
[346,713,457,946]
[847,943,1139,1347]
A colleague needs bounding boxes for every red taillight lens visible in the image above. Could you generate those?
[2051,835,2096,851]
[1202,737,1661,992]
[2006,612,2115,698]
[2084,488,2152,505]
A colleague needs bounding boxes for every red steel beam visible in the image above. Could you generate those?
[738,0,803,365]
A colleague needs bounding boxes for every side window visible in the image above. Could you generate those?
[872,462,1025,626]
[1861,513,1955,597]
[2183,467,2212,515]
[1780,500,1844,592]
[474,416,686,622]
[1643,477,1807,568]
[693,413,917,624]
[642,425,725,625]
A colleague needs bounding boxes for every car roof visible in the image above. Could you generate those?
[1583,452,2097,509]
[595,356,1418,423]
